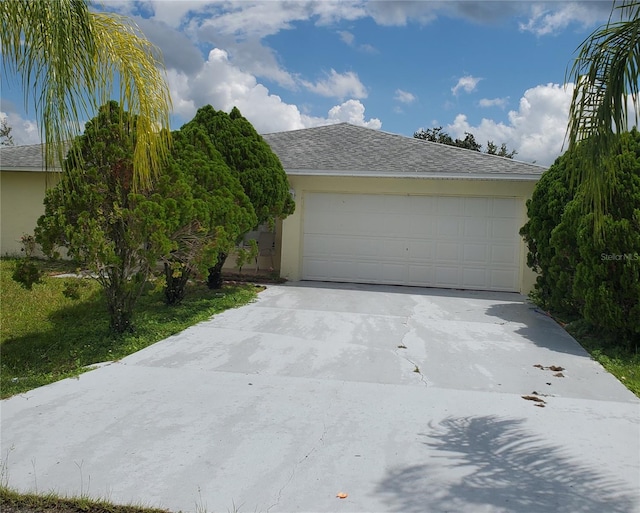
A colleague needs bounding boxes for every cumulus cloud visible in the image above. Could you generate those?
[166,49,379,134]
[327,99,381,128]
[519,2,610,36]
[452,75,482,96]
[394,89,416,104]
[446,83,574,166]
[338,30,355,45]
[301,69,368,99]
[134,17,204,75]
[0,110,41,146]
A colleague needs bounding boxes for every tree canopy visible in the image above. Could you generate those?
[0,0,172,188]
[158,125,258,299]
[183,105,295,226]
[520,128,640,347]
[413,127,517,158]
[35,102,176,331]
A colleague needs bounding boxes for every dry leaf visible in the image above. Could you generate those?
[549,365,565,372]
[336,492,348,499]
[522,395,546,403]
[554,372,565,378]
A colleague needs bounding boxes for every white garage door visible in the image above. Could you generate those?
[302,193,522,291]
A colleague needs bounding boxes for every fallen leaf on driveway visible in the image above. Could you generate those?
[522,395,546,403]
[554,372,565,378]
[549,365,565,371]
[336,492,348,499]
[533,364,544,369]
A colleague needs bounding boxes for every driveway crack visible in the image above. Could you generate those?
[395,315,430,388]
[266,420,329,512]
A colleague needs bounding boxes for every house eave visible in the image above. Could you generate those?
[1,167,62,173]
[284,169,542,181]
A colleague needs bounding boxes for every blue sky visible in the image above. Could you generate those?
[0,1,624,166]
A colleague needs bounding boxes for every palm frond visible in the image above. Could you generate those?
[0,0,172,189]
[566,0,640,225]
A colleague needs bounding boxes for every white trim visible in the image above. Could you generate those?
[285,169,542,181]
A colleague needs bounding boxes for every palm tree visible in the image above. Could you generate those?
[0,0,172,189]
[566,0,640,217]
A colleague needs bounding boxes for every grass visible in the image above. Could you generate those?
[1,258,260,399]
[0,487,175,513]
[566,320,640,397]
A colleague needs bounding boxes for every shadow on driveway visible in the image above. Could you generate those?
[374,415,637,513]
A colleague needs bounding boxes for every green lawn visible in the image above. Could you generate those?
[0,258,259,399]
[566,321,640,397]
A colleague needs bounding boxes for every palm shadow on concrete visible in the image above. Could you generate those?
[374,415,637,513]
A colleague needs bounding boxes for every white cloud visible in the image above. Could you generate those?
[452,75,482,96]
[337,29,377,54]
[338,30,355,45]
[446,83,574,166]
[394,89,416,104]
[327,100,382,129]
[166,49,380,134]
[0,110,41,146]
[519,2,609,36]
[364,1,438,26]
[301,69,368,99]
[479,97,509,109]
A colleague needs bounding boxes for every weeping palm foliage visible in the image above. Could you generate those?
[0,0,172,189]
[567,0,640,220]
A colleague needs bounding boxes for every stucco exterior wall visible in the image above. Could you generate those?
[281,175,538,294]
[1,171,61,257]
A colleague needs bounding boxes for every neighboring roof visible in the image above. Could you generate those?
[0,143,55,172]
[262,122,546,180]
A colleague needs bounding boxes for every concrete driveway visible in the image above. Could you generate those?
[2,282,639,513]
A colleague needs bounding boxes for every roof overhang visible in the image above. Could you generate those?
[284,169,543,181]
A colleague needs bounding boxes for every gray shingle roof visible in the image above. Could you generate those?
[262,122,546,180]
[0,143,52,171]
[2,123,547,180]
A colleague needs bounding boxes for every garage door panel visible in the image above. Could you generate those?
[464,217,489,238]
[408,264,434,285]
[491,244,519,266]
[379,262,407,283]
[436,196,462,216]
[437,218,462,238]
[491,269,519,290]
[464,197,490,217]
[492,198,519,217]
[491,218,518,239]
[434,266,460,288]
[407,239,434,259]
[435,241,460,261]
[463,268,490,288]
[463,243,489,263]
[302,193,522,292]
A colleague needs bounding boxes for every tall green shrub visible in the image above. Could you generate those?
[36,102,177,332]
[521,128,640,347]
[520,152,578,318]
[182,105,294,288]
[571,131,640,345]
[157,125,257,297]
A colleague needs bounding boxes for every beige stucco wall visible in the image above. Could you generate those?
[280,175,538,294]
[1,171,61,257]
